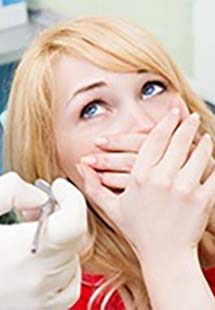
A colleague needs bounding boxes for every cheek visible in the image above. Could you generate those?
[143,92,172,122]
[144,91,190,123]
[53,108,100,186]
[56,134,86,169]
[55,128,101,184]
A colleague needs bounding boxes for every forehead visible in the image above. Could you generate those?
[54,53,106,79]
[53,53,141,87]
[52,54,156,102]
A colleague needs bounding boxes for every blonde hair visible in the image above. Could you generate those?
[4,16,215,309]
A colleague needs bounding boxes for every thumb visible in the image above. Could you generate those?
[47,178,88,247]
[76,163,117,220]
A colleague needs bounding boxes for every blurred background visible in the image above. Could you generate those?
[0,0,214,173]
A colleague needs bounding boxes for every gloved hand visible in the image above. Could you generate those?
[0,172,88,309]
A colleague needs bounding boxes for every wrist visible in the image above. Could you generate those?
[139,248,215,310]
[139,247,198,281]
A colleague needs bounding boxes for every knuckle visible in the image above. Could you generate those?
[173,181,193,196]
[149,172,172,189]
[131,173,143,187]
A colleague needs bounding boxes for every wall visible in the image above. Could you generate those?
[194,0,215,95]
[27,0,194,75]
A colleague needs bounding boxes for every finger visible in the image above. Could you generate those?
[157,112,200,178]
[201,156,215,183]
[93,132,201,176]
[47,178,87,246]
[0,172,48,215]
[94,128,201,154]
[132,108,181,180]
[76,163,118,221]
[87,134,209,190]
[94,133,146,152]
[201,165,215,207]
[181,140,215,184]
[97,171,129,189]
[176,134,213,186]
[81,152,137,172]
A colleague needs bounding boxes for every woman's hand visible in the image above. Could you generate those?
[81,123,215,235]
[0,173,88,309]
[77,109,215,262]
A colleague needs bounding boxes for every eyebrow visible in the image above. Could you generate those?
[68,70,147,104]
[71,81,107,100]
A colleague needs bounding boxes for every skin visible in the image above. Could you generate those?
[53,54,190,189]
[52,54,215,275]
[75,108,215,309]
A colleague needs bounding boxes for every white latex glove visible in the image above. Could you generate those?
[0,172,88,309]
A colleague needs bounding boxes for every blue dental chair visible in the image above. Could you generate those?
[0,62,18,224]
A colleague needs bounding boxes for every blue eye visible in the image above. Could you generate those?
[142,81,166,99]
[80,100,106,119]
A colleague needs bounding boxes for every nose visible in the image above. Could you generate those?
[122,105,155,134]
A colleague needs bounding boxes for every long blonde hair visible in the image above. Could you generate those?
[4,16,215,309]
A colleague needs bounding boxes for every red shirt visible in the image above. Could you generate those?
[70,265,215,310]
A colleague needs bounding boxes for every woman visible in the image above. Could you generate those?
[3,15,215,309]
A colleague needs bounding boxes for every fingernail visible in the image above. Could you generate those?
[171,107,180,116]
[81,155,97,165]
[190,112,200,121]
[95,137,108,145]
[204,133,211,140]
